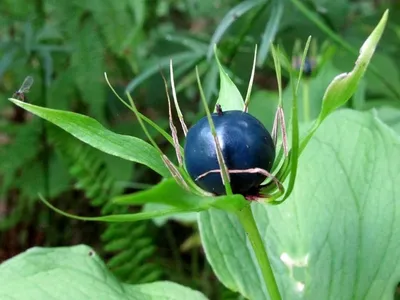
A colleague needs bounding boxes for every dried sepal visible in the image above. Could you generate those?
[269,38,312,204]
[270,45,288,157]
[243,45,258,112]
[195,167,284,195]
[160,69,184,167]
[271,109,278,146]
[170,60,188,136]
[271,106,288,157]
[161,155,190,191]
[104,72,177,147]
[125,92,194,193]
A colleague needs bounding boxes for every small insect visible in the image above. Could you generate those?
[216,104,223,116]
[12,76,34,101]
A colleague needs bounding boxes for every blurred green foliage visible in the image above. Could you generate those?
[1,0,399,299]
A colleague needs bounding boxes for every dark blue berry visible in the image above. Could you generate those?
[184,110,275,195]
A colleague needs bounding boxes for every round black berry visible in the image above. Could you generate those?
[184,110,275,195]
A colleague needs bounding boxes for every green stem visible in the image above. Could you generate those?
[236,204,281,300]
[302,80,310,122]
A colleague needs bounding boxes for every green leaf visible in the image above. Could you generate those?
[289,1,399,100]
[199,109,400,300]
[207,0,266,59]
[0,48,16,78]
[201,63,219,110]
[71,20,106,121]
[125,51,204,93]
[8,99,169,177]
[214,47,245,111]
[39,177,246,222]
[165,33,208,53]
[48,68,77,111]
[256,0,284,67]
[142,203,198,227]
[0,245,207,300]
[39,195,203,222]
[114,178,247,212]
[375,106,400,134]
[300,10,388,153]
[90,0,136,56]
[113,178,208,208]
[318,10,388,122]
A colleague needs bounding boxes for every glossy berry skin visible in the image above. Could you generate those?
[184,110,275,195]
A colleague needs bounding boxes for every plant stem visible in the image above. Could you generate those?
[235,204,281,300]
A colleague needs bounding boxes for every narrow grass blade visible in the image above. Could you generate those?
[278,47,304,203]
[161,155,190,191]
[270,44,288,156]
[126,92,190,190]
[175,60,208,93]
[170,60,188,136]
[290,0,399,100]
[160,70,183,167]
[244,45,258,112]
[104,72,177,149]
[256,0,284,67]
[165,33,208,53]
[295,36,312,92]
[196,67,233,195]
[300,10,389,153]
[124,51,203,93]
[207,0,266,59]
[39,195,205,222]
[125,93,163,154]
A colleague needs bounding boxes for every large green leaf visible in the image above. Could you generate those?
[8,99,169,177]
[375,106,400,135]
[199,109,400,300]
[0,245,207,300]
